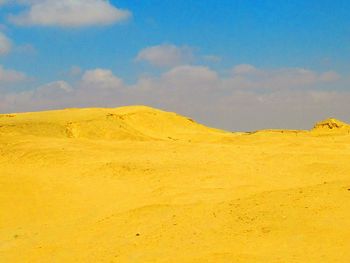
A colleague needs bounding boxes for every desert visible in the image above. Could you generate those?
[1,106,350,262]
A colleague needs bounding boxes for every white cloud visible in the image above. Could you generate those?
[0,65,27,83]
[8,0,131,27]
[0,32,12,55]
[136,44,194,67]
[35,81,72,98]
[227,64,341,90]
[81,68,123,89]
[232,64,260,75]
[162,65,219,90]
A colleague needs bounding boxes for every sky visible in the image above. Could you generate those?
[0,0,349,131]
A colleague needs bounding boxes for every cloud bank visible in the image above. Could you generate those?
[1,64,347,131]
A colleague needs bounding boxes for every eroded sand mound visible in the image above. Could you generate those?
[0,106,229,141]
[312,118,350,133]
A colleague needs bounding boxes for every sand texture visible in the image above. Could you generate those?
[1,106,350,262]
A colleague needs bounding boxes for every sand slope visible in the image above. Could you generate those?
[1,106,350,262]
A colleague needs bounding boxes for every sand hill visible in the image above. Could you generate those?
[1,106,350,262]
[0,106,229,142]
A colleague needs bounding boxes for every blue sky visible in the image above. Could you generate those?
[0,0,349,130]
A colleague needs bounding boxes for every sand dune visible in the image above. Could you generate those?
[1,106,350,262]
[0,106,229,141]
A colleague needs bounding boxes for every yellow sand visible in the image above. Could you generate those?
[1,106,350,262]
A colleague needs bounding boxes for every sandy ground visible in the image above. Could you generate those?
[1,106,350,262]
